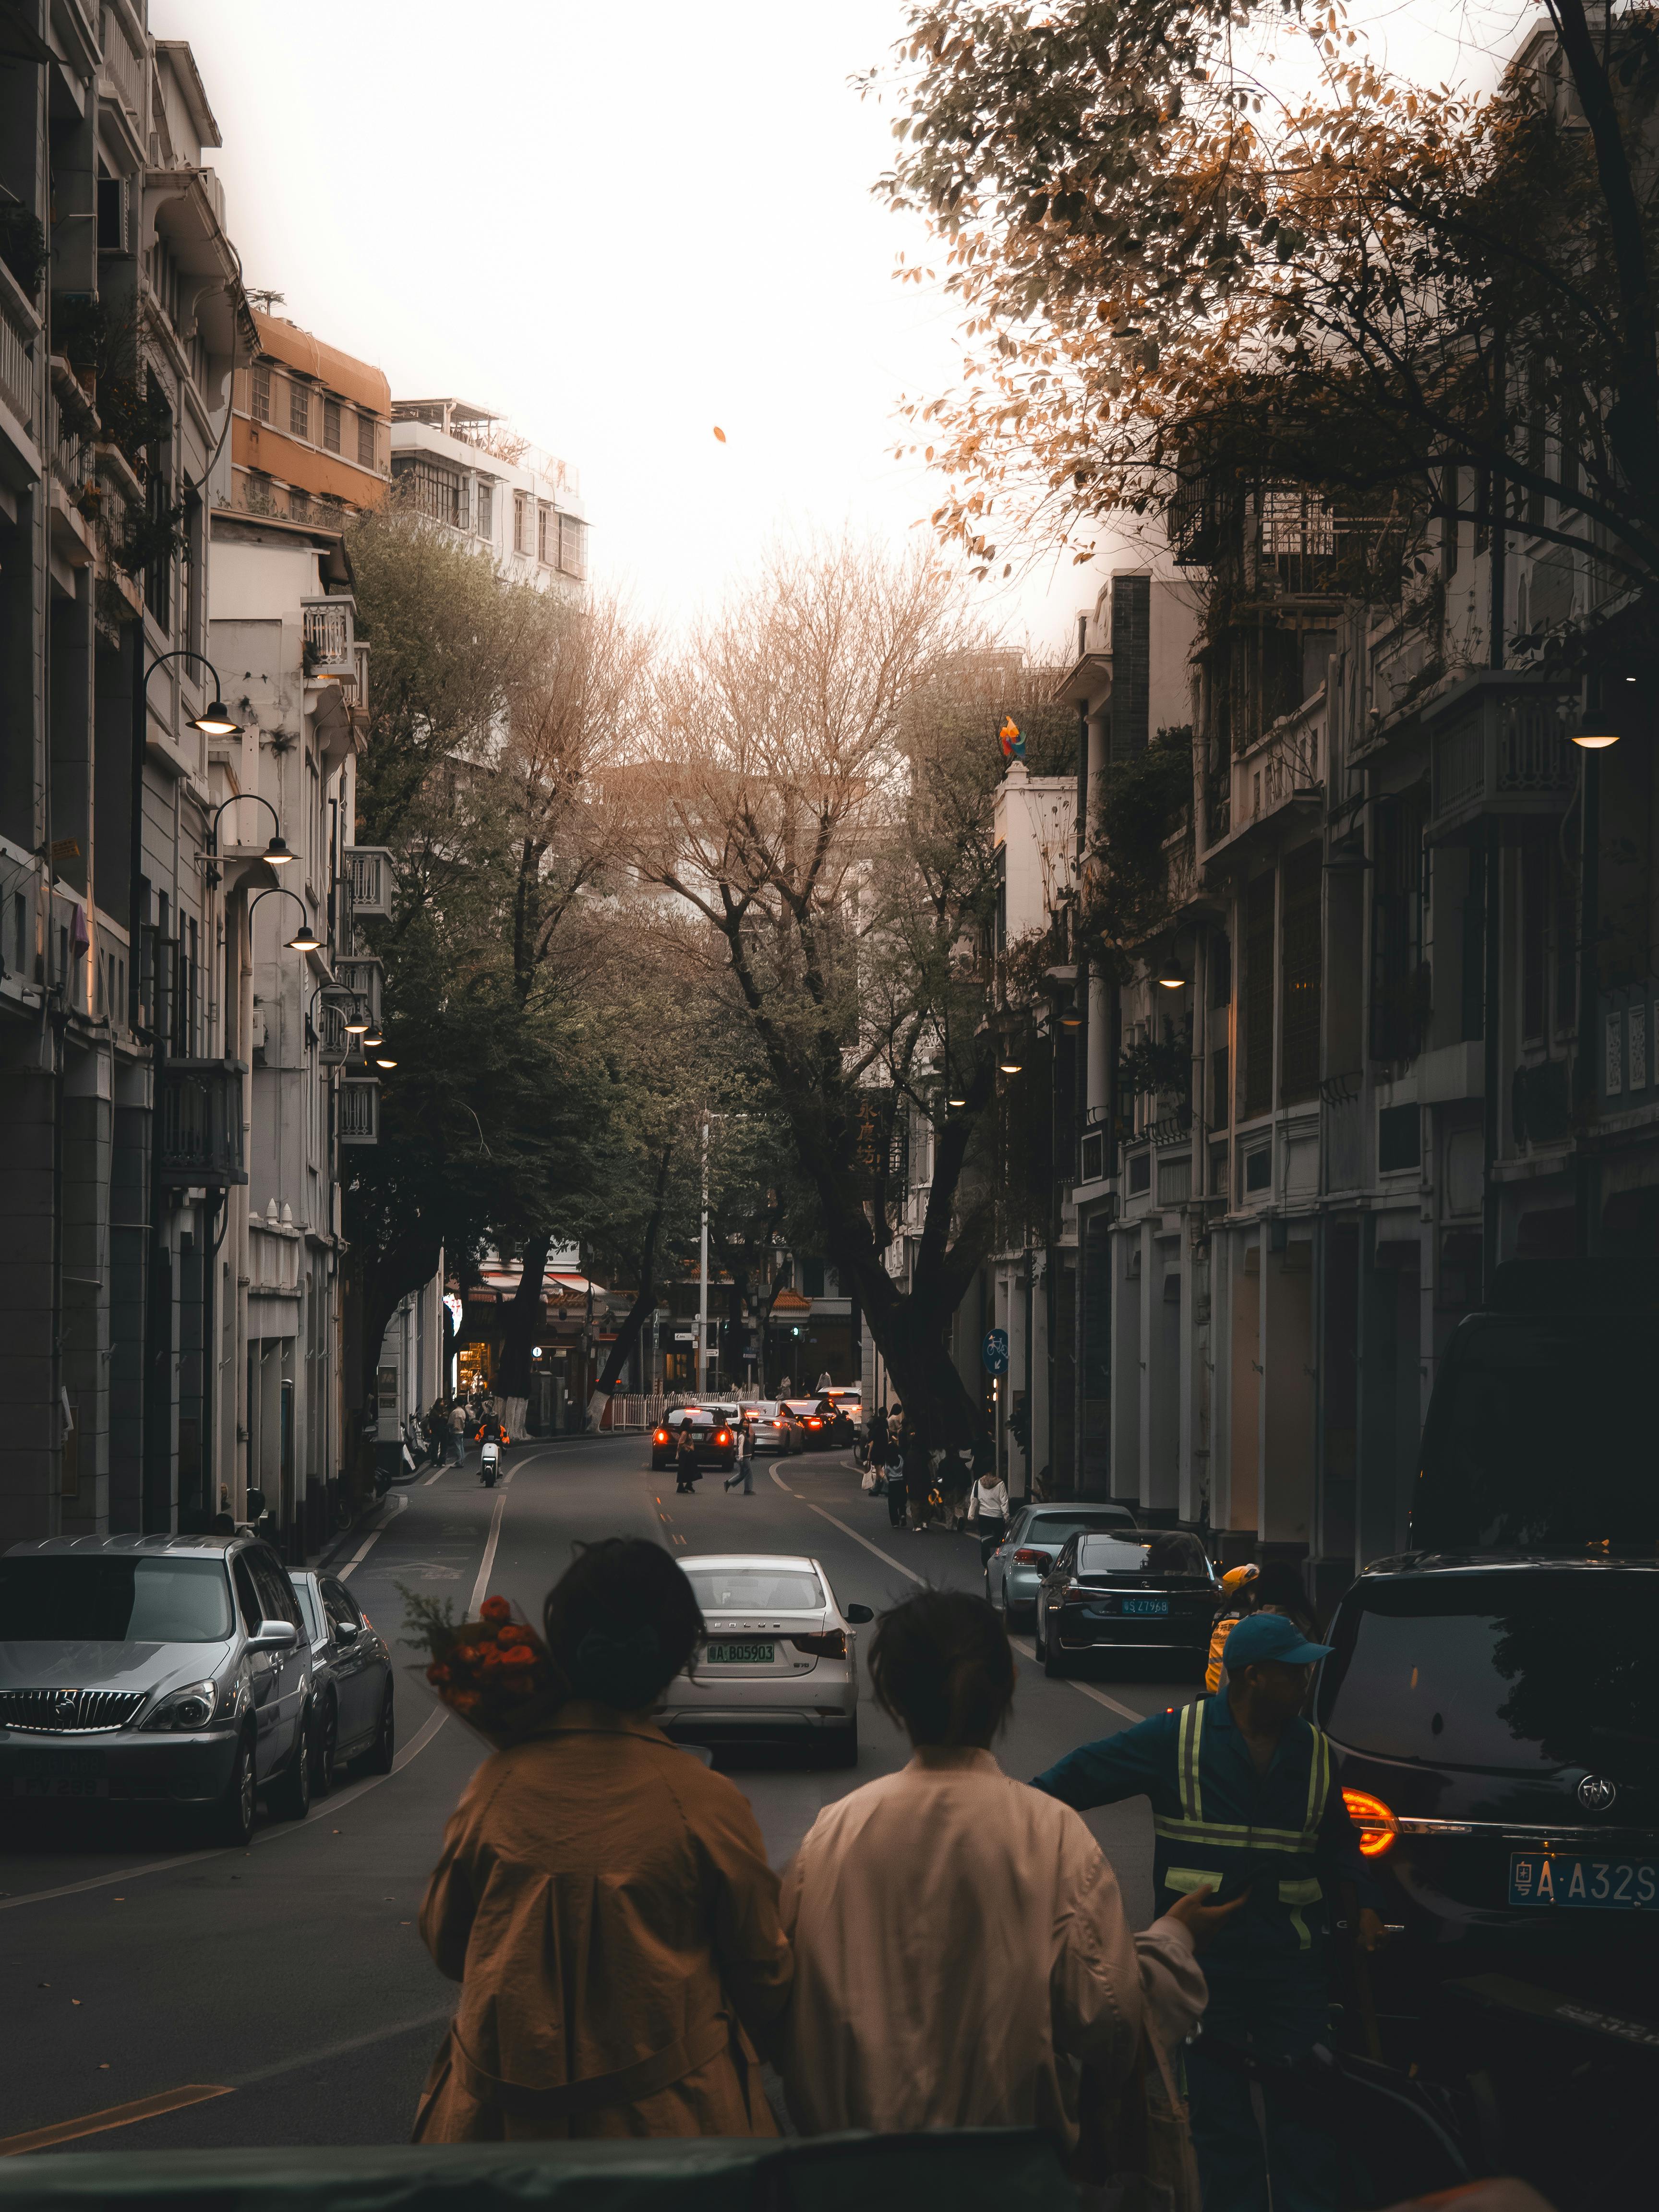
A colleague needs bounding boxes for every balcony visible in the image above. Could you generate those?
[339,1076,379,1146]
[301,594,356,677]
[1426,672,1576,842]
[157,1059,248,1188]
[344,846,394,917]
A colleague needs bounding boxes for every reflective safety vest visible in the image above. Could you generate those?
[1154,1698,1334,1960]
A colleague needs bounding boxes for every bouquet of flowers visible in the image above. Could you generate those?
[400,1588,565,1749]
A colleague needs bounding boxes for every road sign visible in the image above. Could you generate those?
[981,1328,1009,1376]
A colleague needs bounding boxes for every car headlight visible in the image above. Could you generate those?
[143,1679,239,1732]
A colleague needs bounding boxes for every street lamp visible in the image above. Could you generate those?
[250,886,323,954]
[144,649,243,740]
[1156,956,1187,989]
[1572,675,1622,750]
[205,789,294,884]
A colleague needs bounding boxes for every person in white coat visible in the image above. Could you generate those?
[779,1590,1227,2154]
[968,1468,1012,1565]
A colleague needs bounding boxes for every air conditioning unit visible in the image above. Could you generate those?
[343,847,393,917]
[339,1077,379,1146]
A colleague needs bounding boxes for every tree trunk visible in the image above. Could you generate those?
[496,1230,551,1438]
[587,1153,671,1428]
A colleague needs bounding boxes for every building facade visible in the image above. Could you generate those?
[389,397,586,595]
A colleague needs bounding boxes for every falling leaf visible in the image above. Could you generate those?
[72,1999,81,2006]
[712,426,727,444]
[99,2063,110,2070]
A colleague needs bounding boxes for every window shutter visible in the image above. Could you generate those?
[323,397,342,453]
[356,411,375,469]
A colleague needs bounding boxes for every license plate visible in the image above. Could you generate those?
[13,1758,109,1800]
[1509,1852,1659,1910]
[706,1641,774,1665]
[1122,1596,1169,1617]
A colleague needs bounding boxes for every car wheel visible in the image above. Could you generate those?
[267,1707,313,1820]
[210,1733,257,1847]
[821,1721,858,1769]
[1044,1636,1071,1681]
[359,1682,395,1776]
[1033,1608,1049,1662]
[310,1696,338,1798]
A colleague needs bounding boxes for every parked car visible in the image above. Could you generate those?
[739,1401,795,1454]
[1033,1529,1216,1678]
[656,1552,873,1766]
[820,1389,862,1444]
[1317,1551,1659,2033]
[0,1532,317,1844]
[649,1408,737,1473]
[985,1502,1141,1623]
[289,1569,395,1791]
[781,1398,834,1451]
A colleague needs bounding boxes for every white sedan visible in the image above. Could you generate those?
[737,1401,795,1454]
[655,1553,873,1767]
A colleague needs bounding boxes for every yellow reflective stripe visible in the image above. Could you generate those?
[1279,1876,1322,1950]
[1153,1817,1314,1849]
[1177,1703,1204,1822]
[1304,1725,1331,1833]
[1163,1867,1222,1896]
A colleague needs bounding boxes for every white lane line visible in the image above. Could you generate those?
[1008,1634,1148,1725]
[421,1462,449,1487]
[231,2006,453,2087]
[467,1460,517,1614]
[770,1468,923,1587]
[336,1492,407,1581]
[0,1702,451,1916]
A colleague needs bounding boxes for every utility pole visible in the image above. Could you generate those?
[699,1114,710,1396]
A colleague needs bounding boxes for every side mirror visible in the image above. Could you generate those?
[334,1619,360,1645]
[845,1603,875,1625]
[250,1619,297,1650]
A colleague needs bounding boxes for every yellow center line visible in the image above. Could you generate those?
[0,2084,234,2157]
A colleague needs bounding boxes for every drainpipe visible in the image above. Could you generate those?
[1480,446,1506,1298]
[1574,716,1601,1259]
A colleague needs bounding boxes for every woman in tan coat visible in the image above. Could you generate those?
[414,1539,792,2141]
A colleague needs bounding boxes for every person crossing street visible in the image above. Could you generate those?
[724,1415,756,1495]
[1033,1611,1386,2212]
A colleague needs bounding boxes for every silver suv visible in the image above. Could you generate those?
[0,1532,316,1844]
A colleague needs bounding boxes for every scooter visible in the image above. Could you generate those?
[480,1438,500,1488]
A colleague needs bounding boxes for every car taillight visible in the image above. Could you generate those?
[1343,1789,1398,1857]
[790,1630,847,1659]
[654,1430,668,1443]
[806,1418,821,1428]
[1013,1548,1052,1568]
[715,1431,730,1445]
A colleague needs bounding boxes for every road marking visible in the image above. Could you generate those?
[231,2006,453,2087]
[0,2083,234,2157]
[0,1703,451,1917]
[770,1469,924,1587]
[467,1459,517,1615]
[421,1462,449,1487]
[337,1492,408,1581]
[1008,1635,1148,1725]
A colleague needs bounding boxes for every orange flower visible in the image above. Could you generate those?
[497,1623,532,1647]
[480,1596,511,1626]
[426,1664,451,1686]
[501,1644,537,1668]
[451,1692,480,1713]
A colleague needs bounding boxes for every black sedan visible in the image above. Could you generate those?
[1033,1530,1217,1678]
[290,1569,395,1791]
[650,1409,737,1473]
[781,1398,834,1452]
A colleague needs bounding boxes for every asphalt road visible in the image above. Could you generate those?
[0,1435,1196,2155]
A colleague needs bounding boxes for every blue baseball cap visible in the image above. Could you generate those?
[1224,1611,1332,1669]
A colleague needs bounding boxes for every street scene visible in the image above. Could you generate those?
[0,1,1655,2209]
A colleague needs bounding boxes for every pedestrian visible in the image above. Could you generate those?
[938,1448,971,1533]
[778,1589,1216,2149]
[903,1439,933,1534]
[1204,1564,1259,1693]
[968,1467,1011,1566]
[1033,1610,1387,2212]
[448,1399,469,1466]
[724,1416,755,1495]
[413,1539,792,2141]
[674,1423,699,1495]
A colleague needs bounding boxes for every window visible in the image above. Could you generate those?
[683,1566,825,1611]
[96,175,126,252]
[537,504,551,564]
[0,1555,233,1642]
[248,1548,302,1631]
[233,1556,262,1632]
[1370,796,1425,1063]
[1243,871,1275,1116]
[1521,845,1547,1041]
[322,1578,361,1635]
[393,456,467,529]
[477,482,493,540]
[514,492,529,555]
[289,380,311,439]
[322,397,342,453]
[558,513,587,580]
[1243,1144,1271,1192]
[356,411,376,470]
[1279,843,1322,1104]
[1378,1103,1421,1173]
[250,361,272,423]
[1128,1149,1151,1195]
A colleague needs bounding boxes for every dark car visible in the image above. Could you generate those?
[650,1408,736,1473]
[1033,1529,1216,1678]
[781,1399,834,1452]
[290,1569,395,1791]
[1317,1552,1659,2032]
[985,1502,1141,1622]
[0,1533,316,1844]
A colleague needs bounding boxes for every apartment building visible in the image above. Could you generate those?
[389,397,587,595]
[228,308,390,533]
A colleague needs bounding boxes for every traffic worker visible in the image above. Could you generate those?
[1034,1611,1386,2212]
[1205,1563,1258,1693]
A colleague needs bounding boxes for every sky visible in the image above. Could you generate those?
[154,0,1540,658]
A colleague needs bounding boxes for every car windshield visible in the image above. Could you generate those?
[1076,1532,1212,1582]
[1417,1316,1656,1550]
[684,1565,826,1613]
[0,1555,235,1643]
[1318,1571,1658,1779]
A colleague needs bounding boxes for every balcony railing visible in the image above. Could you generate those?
[344,846,393,917]
[339,1076,379,1146]
[301,595,355,676]
[0,266,36,430]
[1427,675,1575,840]
[157,1059,248,1188]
